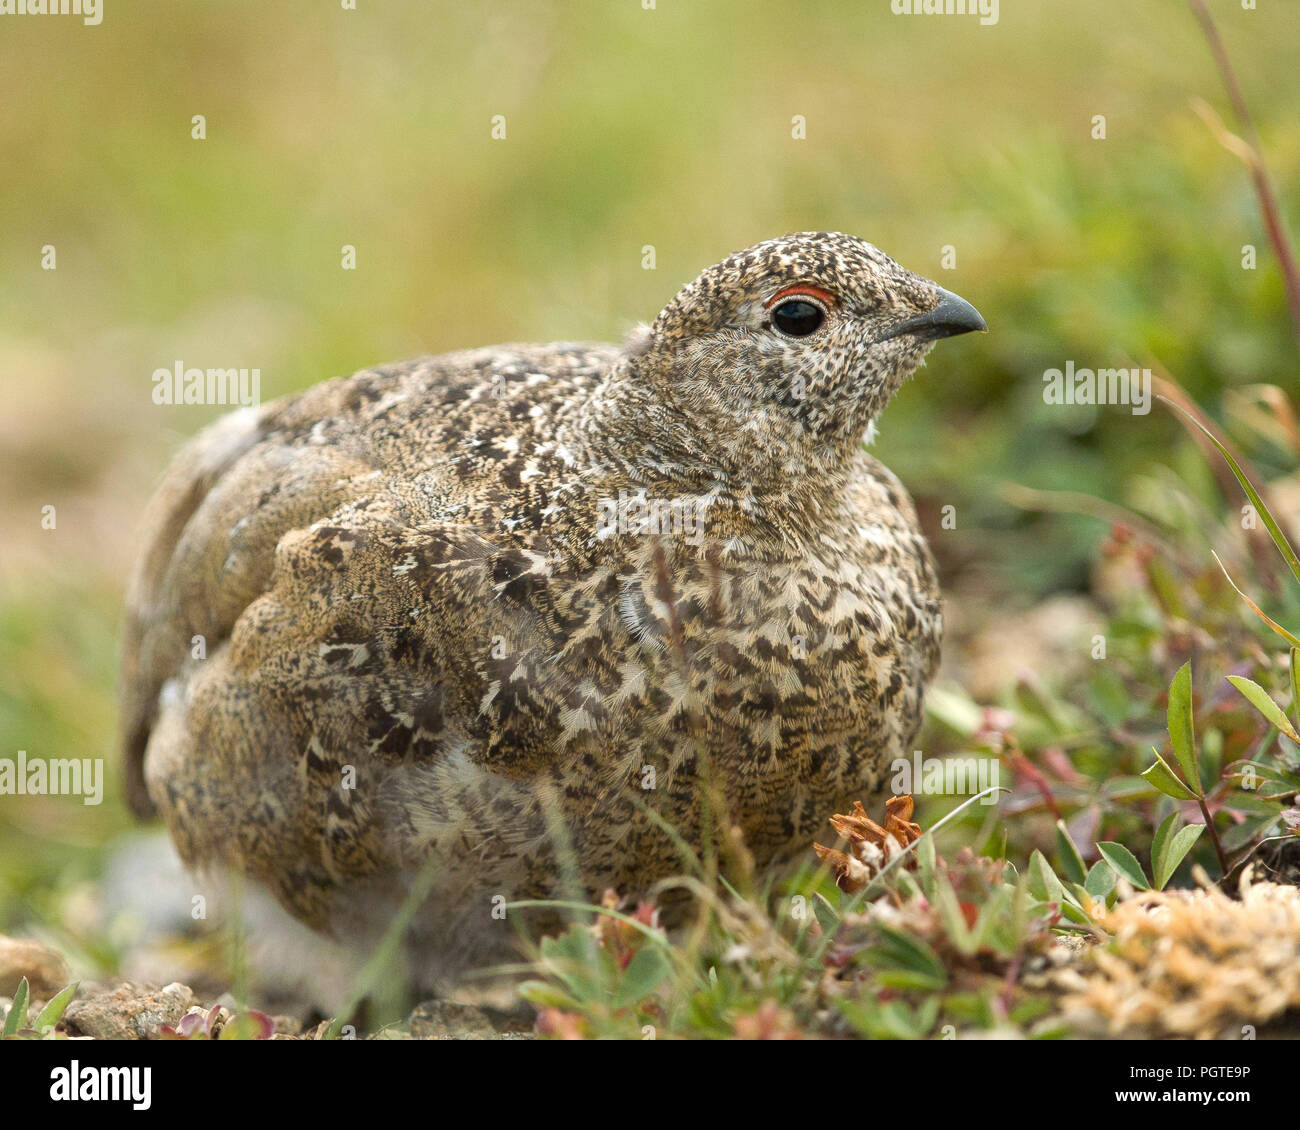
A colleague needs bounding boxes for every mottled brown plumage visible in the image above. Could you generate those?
[121,232,985,987]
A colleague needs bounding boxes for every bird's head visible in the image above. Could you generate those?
[627,231,985,475]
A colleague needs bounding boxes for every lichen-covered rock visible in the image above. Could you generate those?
[63,982,197,1040]
[406,1000,533,1040]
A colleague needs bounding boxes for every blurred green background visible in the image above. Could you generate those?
[1,0,1297,947]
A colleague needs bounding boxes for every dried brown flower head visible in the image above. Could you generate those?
[813,794,922,894]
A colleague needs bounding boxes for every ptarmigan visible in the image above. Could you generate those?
[121,232,985,988]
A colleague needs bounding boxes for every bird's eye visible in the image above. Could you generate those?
[770,299,826,337]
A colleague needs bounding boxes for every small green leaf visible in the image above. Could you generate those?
[930,867,977,954]
[894,868,925,902]
[811,892,839,936]
[1028,849,1066,904]
[915,995,941,1037]
[1009,997,1053,1026]
[1056,900,1095,925]
[611,945,670,1009]
[868,924,947,989]
[4,977,30,1037]
[1097,841,1150,890]
[1228,675,1300,742]
[1153,823,1205,890]
[837,996,930,1040]
[1068,882,1096,913]
[1151,811,1177,879]
[1105,774,1162,801]
[873,969,946,992]
[32,982,78,1035]
[1167,662,1200,792]
[1291,649,1300,732]
[1028,850,1083,916]
[1142,750,1199,800]
[219,1010,273,1040]
[516,981,580,1011]
[876,998,926,1040]
[1054,820,1087,885]
[540,925,605,1000]
[915,833,937,893]
[1084,860,1116,900]
[1222,811,1285,852]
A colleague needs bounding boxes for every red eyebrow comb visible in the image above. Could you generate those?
[763,284,837,309]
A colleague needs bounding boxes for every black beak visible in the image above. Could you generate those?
[881,287,987,343]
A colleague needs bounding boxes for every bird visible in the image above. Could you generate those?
[120,231,985,992]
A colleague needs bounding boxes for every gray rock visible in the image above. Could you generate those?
[406,999,533,1040]
[63,982,197,1040]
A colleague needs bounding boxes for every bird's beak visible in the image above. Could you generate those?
[880,286,987,343]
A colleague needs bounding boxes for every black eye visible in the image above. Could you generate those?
[771,299,825,337]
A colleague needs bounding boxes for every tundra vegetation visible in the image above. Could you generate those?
[1,0,1298,1039]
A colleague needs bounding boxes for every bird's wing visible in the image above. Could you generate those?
[121,402,266,818]
[120,347,615,866]
[120,380,399,818]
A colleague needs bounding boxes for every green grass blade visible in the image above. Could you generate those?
[1227,675,1300,742]
[324,852,442,1038]
[1166,661,1201,791]
[1213,552,1300,648]
[1162,396,1300,587]
[32,982,78,1035]
[4,977,30,1037]
[1291,648,1300,731]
